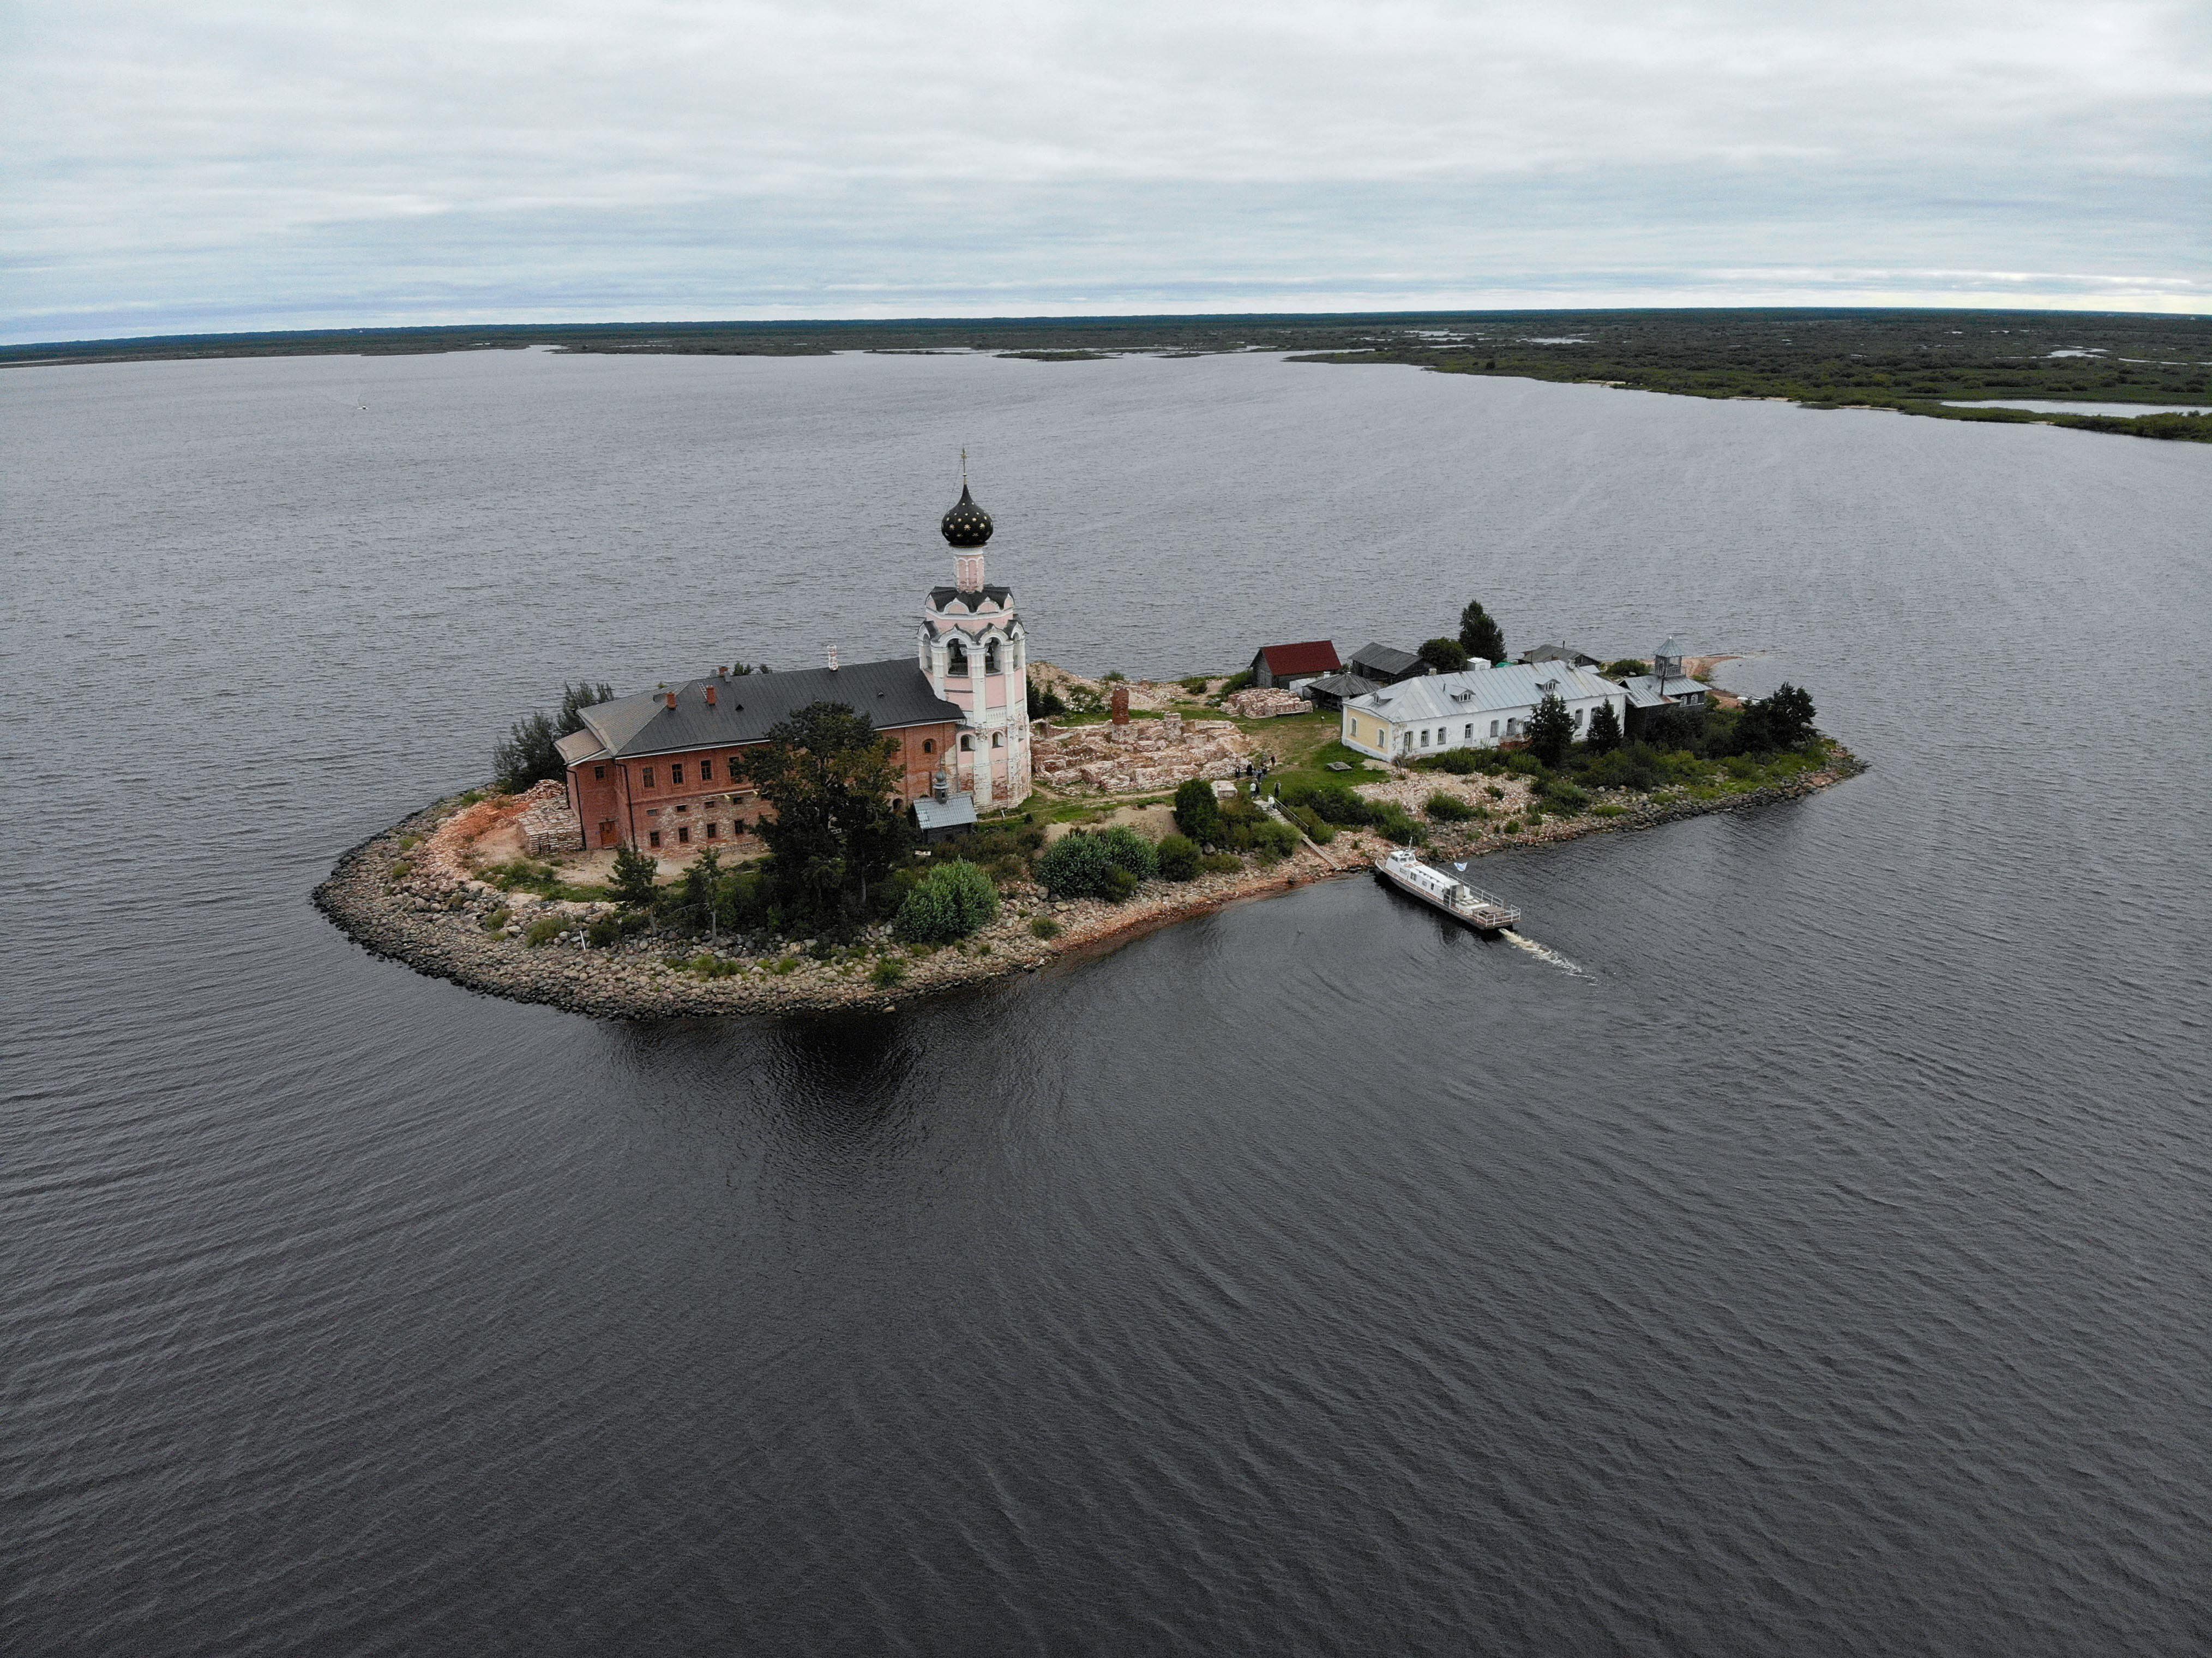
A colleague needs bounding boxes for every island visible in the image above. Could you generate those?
[316,530,1863,1018]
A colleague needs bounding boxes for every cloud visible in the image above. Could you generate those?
[4,0,2207,338]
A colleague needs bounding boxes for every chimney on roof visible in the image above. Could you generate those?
[663,691,677,711]
[826,645,839,671]
[705,684,717,707]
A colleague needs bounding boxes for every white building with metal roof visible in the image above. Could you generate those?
[1339,662,1628,761]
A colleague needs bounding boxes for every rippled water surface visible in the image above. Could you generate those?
[5,350,2210,1656]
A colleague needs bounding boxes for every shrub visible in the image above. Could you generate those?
[1179,676,1211,695]
[893,860,1000,944]
[1537,778,1590,812]
[587,914,622,947]
[1590,803,1626,818]
[1421,747,1482,774]
[1277,779,1377,827]
[1219,669,1255,694]
[1501,818,1523,834]
[1284,804,1336,844]
[1036,827,1156,900]
[1247,819,1301,864]
[1173,778,1225,845]
[1583,743,1661,792]
[1200,851,1243,874]
[524,916,565,946]
[870,959,906,988]
[1026,676,1068,716]
[1484,784,1505,799]
[1156,834,1202,881]
[1418,637,1471,673]
[1030,916,1061,939]
[1603,658,1649,678]
[481,906,512,932]
[1369,803,1427,845]
[1425,791,1475,821]
[387,859,412,881]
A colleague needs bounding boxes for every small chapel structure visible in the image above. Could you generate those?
[555,471,1033,852]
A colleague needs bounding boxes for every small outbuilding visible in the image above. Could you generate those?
[1248,640,1343,689]
[912,791,979,843]
[1347,641,1429,686]
[1302,671,1382,711]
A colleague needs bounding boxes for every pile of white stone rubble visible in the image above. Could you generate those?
[1033,712,1253,794]
[515,779,585,856]
[1221,687,1310,719]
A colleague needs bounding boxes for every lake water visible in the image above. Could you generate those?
[5,350,2210,1656]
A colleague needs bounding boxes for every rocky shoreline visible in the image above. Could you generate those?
[313,750,1863,1019]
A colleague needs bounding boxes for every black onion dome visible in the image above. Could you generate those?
[940,482,993,548]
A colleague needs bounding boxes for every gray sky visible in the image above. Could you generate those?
[5,0,2207,341]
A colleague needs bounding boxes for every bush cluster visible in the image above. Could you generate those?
[1156,834,1202,881]
[893,860,1000,944]
[1036,826,1157,901]
[1277,779,1426,845]
[1424,791,1475,821]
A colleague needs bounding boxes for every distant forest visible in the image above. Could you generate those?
[7,308,2207,441]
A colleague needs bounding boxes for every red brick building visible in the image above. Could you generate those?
[556,658,965,852]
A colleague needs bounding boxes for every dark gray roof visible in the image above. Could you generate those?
[1305,671,1382,699]
[1349,641,1424,677]
[928,586,1013,611]
[578,659,964,760]
[1524,642,1598,666]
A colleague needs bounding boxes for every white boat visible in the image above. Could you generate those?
[1373,847,1520,932]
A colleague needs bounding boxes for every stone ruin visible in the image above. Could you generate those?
[1221,686,1310,719]
[515,779,584,856]
[1033,712,1253,794]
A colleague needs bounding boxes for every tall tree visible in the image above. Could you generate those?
[494,680,617,790]
[680,847,725,941]
[1457,600,1506,665]
[1418,638,1471,674]
[1526,692,1573,767]
[739,702,910,927]
[610,842,659,908]
[1586,700,1624,753]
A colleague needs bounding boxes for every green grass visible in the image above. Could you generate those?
[481,857,614,903]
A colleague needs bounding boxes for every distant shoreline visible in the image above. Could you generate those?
[313,747,1865,1019]
[13,311,2203,442]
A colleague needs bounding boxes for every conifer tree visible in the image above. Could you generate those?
[1457,600,1506,665]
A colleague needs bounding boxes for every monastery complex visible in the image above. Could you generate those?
[554,475,1035,852]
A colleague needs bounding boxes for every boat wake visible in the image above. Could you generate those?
[1501,929,1589,978]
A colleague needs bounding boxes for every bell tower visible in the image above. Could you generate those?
[918,457,1031,809]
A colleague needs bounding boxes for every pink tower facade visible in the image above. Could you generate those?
[918,476,1031,809]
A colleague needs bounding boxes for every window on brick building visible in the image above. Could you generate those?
[671,763,684,785]
[593,765,605,780]
[648,830,662,848]
[642,767,656,788]
[705,822,718,839]
[677,826,690,844]
[991,732,1002,747]
[922,738,934,754]
[699,757,713,780]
